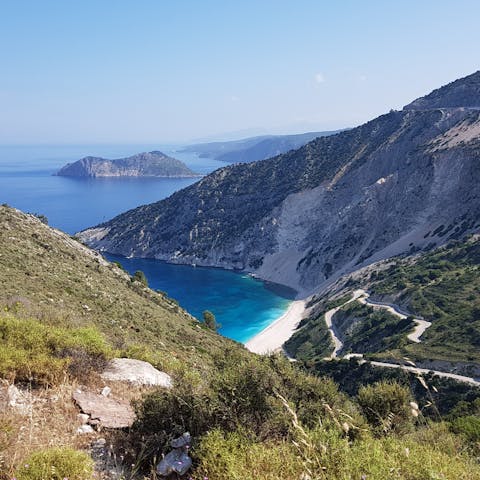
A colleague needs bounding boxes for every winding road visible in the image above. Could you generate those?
[324,289,480,386]
[357,290,432,343]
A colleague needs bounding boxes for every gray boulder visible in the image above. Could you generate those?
[72,389,136,428]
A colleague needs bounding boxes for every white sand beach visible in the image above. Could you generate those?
[245,300,307,355]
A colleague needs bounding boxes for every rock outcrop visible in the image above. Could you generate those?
[0,383,33,415]
[79,72,480,295]
[100,358,173,387]
[56,151,200,178]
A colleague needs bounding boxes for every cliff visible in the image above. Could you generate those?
[78,72,480,295]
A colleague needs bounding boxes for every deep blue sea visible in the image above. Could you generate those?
[0,144,292,342]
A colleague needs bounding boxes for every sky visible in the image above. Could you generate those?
[0,0,478,144]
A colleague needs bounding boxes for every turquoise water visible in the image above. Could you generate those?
[106,254,294,343]
[0,145,292,343]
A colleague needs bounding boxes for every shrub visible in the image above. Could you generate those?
[32,213,48,225]
[127,351,366,474]
[193,425,480,480]
[132,270,148,287]
[451,415,480,443]
[112,260,126,271]
[0,313,112,385]
[15,447,93,480]
[202,310,218,331]
[193,429,303,480]
[357,380,414,435]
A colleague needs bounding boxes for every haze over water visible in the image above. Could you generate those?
[0,144,293,342]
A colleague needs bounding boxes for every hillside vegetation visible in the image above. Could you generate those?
[1,206,480,479]
[287,236,480,367]
[0,205,235,373]
[369,236,480,363]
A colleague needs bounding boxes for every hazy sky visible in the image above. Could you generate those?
[1,0,478,144]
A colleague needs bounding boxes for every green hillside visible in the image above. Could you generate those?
[0,205,235,373]
[287,236,480,366]
[369,236,480,363]
[1,206,480,480]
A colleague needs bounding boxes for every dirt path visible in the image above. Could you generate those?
[357,290,432,343]
[368,360,480,386]
[325,289,364,358]
[323,290,479,386]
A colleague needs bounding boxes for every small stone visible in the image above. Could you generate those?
[78,413,90,424]
[156,432,192,477]
[101,386,111,397]
[7,385,32,415]
[77,424,94,434]
[409,401,419,411]
[156,449,192,477]
[171,432,191,448]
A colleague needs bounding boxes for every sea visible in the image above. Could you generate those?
[0,144,292,343]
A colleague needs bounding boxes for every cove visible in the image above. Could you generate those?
[106,254,294,344]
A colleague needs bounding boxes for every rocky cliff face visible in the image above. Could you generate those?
[79,72,480,295]
[56,151,199,178]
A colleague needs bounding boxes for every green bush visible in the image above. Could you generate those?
[131,352,284,447]
[15,447,93,480]
[127,351,359,471]
[193,429,303,480]
[112,260,126,271]
[29,212,48,225]
[0,313,112,385]
[202,310,218,331]
[357,380,414,435]
[451,416,480,443]
[132,270,148,287]
[193,425,480,480]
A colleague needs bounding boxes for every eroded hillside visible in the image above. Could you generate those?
[80,72,480,295]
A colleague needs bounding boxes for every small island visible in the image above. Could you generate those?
[55,151,201,178]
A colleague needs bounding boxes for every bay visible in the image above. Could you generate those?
[0,144,292,343]
[106,254,293,343]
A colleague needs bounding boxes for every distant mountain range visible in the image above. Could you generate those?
[56,151,200,178]
[79,71,480,300]
[181,131,341,163]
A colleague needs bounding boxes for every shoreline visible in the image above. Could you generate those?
[244,300,307,355]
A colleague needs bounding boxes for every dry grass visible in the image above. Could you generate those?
[0,381,84,478]
[0,376,153,479]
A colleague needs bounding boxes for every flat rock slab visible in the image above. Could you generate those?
[73,390,136,428]
[101,358,173,388]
